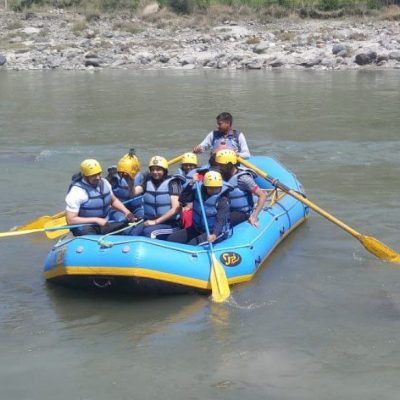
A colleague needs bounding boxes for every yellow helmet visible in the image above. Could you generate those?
[117,154,140,178]
[203,171,223,187]
[181,152,198,166]
[149,156,168,170]
[80,159,102,177]
[215,149,237,165]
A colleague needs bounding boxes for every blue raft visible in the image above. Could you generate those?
[44,156,309,293]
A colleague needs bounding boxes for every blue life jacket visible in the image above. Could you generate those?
[110,172,143,202]
[69,177,112,218]
[211,129,241,152]
[192,183,232,234]
[178,166,208,188]
[143,175,185,220]
[227,168,257,214]
[109,172,144,217]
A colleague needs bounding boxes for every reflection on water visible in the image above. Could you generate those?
[0,70,399,399]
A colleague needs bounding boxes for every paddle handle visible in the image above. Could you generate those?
[195,182,213,249]
[168,154,184,166]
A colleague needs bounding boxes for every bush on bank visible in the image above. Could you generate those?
[5,0,400,17]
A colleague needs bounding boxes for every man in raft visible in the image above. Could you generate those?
[167,171,232,245]
[214,149,266,228]
[192,112,251,159]
[65,159,143,236]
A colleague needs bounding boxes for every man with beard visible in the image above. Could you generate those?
[214,149,266,227]
[65,159,142,236]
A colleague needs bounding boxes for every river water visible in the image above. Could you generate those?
[0,70,399,399]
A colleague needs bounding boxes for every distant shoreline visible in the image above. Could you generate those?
[1,9,399,71]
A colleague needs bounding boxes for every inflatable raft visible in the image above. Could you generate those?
[44,156,309,293]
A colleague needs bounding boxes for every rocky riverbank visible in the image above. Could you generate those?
[0,8,400,71]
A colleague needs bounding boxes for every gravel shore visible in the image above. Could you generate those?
[1,8,399,71]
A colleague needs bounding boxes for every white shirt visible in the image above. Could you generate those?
[65,178,113,213]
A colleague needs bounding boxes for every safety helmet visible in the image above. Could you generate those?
[215,149,237,165]
[203,171,223,188]
[80,159,102,177]
[181,152,198,166]
[117,154,140,178]
[148,156,168,170]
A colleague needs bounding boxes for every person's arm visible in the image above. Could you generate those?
[154,195,181,224]
[65,210,109,227]
[237,132,251,159]
[193,131,214,153]
[179,182,195,206]
[209,195,230,242]
[238,174,265,227]
[134,172,150,196]
[111,194,136,222]
[249,187,266,227]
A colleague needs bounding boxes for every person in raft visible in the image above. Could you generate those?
[65,159,143,236]
[214,149,267,228]
[177,152,200,229]
[192,112,251,160]
[167,171,233,245]
[107,151,144,221]
[134,156,185,239]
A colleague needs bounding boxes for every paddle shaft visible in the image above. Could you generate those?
[238,157,400,264]
[0,223,99,238]
[238,157,362,240]
[196,183,217,244]
[195,182,231,301]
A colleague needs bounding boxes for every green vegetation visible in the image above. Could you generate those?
[5,0,400,18]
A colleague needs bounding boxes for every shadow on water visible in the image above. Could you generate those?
[44,282,213,344]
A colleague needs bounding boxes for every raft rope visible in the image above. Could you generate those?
[52,200,301,256]
[51,193,305,255]
[97,220,144,248]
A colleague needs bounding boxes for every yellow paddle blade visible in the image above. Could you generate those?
[44,217,69,239]
[15,215,53,231]
[360,235,400,264]
[15,211,66,231]
[210,254,230,303]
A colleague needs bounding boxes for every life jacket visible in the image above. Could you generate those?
[179,166,207,188]
[108,172,144,216]
[227,168,257,214]
[211,129,241,153]
[143,175,185,220]
[110,172,143,203]
[192,183,232,234]
[69,177,112,218]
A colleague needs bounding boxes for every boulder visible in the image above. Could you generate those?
[389,51,400,61]
[85,58,101,67]
[332,44,346,55]
[253,42,269,54]
[300,58,322,68]
[355,51,377,65]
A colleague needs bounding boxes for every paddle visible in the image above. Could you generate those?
[0,221,141,239]
[195,182,230,303]
[44,217,69,239]
[238,156,400,264]
[0,222,98,238]
[13,154,186,232]
[14,211,66,232]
